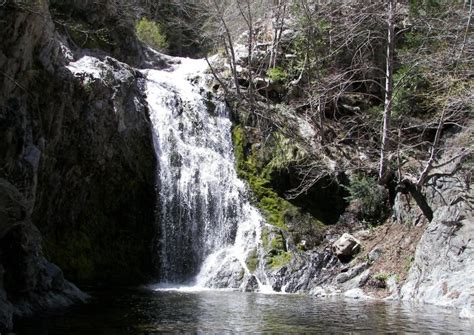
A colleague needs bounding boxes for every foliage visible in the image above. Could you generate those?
[266,67,287,82]
[135,17,168,52]
[344,176,388,224]
[409,0,442,16]
[374,273,389,281]
[392,66,430,119]
[141,0,217,57]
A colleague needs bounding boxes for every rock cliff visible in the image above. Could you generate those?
[0,0,158,330]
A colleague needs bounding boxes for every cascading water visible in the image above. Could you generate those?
[145,58,271,291]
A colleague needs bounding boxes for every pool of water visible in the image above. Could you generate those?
[14,287,474,334]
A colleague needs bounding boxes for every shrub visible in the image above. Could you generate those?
[374,273,389,281]
[344,175,388,224]
[266,67,288,82]
[135,17,168,52]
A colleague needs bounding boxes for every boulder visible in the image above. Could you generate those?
[332,233,361,259]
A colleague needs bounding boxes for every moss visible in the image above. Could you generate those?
[266,67,288,82]
[246,248,259,273]
[233,125,300,230]
[233,124,326,233]
[404,255,415,271]
[261,226,293,270]
[270,232,285,251]
[261,226,270,250]
[262,132,306,180]
[268,251,292,269]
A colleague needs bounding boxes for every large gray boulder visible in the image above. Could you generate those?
[332,233,361,258]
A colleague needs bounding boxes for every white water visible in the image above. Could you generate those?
[145,58,271,291]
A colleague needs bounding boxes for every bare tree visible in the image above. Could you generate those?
[379,0,396,183]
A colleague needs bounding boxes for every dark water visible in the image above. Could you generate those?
[14,288,474,334]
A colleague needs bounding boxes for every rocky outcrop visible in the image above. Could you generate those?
[400,161,474,317]
[269,250,338,292]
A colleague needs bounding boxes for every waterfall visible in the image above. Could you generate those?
[145,58,271,291]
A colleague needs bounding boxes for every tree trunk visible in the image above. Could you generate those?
[212,0,241,97]
[246,0,254,113]
[379,0,396,183]
[398,180,434,221]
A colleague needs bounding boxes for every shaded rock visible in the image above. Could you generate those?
[0,295,13,332]
[1,0,156,287]
[0,179,28,238]
[0,180,86,331]
[1,2,158,330]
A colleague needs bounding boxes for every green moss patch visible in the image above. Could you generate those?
[246,248,259,273]
[267,251,292,269]
[232,125,324,232]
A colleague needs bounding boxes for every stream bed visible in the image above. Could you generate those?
[14,287,474,334]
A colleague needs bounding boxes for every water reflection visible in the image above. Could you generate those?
[14,288,474,334]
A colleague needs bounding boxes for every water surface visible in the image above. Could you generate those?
[14,288,474,334]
